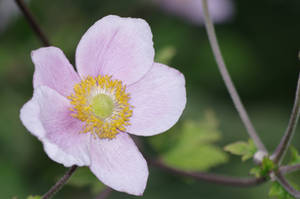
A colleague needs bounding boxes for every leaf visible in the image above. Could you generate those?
[27,196,41,199]
[69,167,105,194]
[224,139,257,161]
[157,110,228,171]
[178,113,221,146]
[289,146,300,165]
[163,144,228,171]
[261,157,276,177]
[250,157,275,178]
[269,182,295,199]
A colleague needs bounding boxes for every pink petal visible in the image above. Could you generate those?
[20,96,45,139]
[20,86,90,167]
[75,15,154,85]
[32,47,80,97]
[127,63,186,136]
[89,133,148,196]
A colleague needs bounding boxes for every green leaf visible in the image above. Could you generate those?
[158,110,228,171]
[163,144,228,171]
[69,167,105,194]
[289,146,300,165]
[250,157,275,178]
[224,139,257,161]
[27,196,41,199]
[269,182,295,199]
[261,157,276,176]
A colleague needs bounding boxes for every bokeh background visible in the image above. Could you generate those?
[0,0,300,198]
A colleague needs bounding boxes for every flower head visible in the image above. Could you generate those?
[20,15,186,195]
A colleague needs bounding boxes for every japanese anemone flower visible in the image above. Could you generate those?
[20,15,186,195]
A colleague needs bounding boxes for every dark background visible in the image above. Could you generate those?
[0,0,299,198]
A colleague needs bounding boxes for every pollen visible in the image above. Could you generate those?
[67,75,133,139]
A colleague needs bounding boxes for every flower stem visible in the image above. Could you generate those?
[151,159,266,187]
[201,0,266,153]
[14,0,50,46]
[280,164,300,174]
[42,165,78,199]
[272,73,300,165]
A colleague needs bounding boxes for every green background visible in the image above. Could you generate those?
[0,0,300,198]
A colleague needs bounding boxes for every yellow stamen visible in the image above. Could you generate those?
[67,75,133,139]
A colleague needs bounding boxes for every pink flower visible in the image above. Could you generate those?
[20,15,186,195]
[152,0,234,25]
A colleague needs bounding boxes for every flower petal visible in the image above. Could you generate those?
[20,86,90,167]
[127,63,186,136]
[32,46,80,97]
[75,15,154,85]
[89,133,148,196]
[20,95,45,139]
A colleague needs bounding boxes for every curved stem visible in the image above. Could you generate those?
[201,0,266,152]
[280,164,300,174]
[275,172,300,198]
[15,0,50,46]
[42,165,78,199]
[151,159,266,187]
[272,73,300,165]
[95,187,113,199]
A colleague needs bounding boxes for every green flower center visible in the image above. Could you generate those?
[91,94,114,119]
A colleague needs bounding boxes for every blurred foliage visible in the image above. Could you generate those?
[224,139,257,161]
[155,45,177,65]
[26,196,41,199]
[0,0,300,198]
[68,167,105,195]
[269,182,295,199]
[289,146,300,165]
[150,111,228,171]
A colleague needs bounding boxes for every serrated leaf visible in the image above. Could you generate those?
[69,167,104,194]
[269,182,295,199]
[158,110,228,171]
[289,146,300,165]
[27,196,41,199]
[224,139,257,161]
